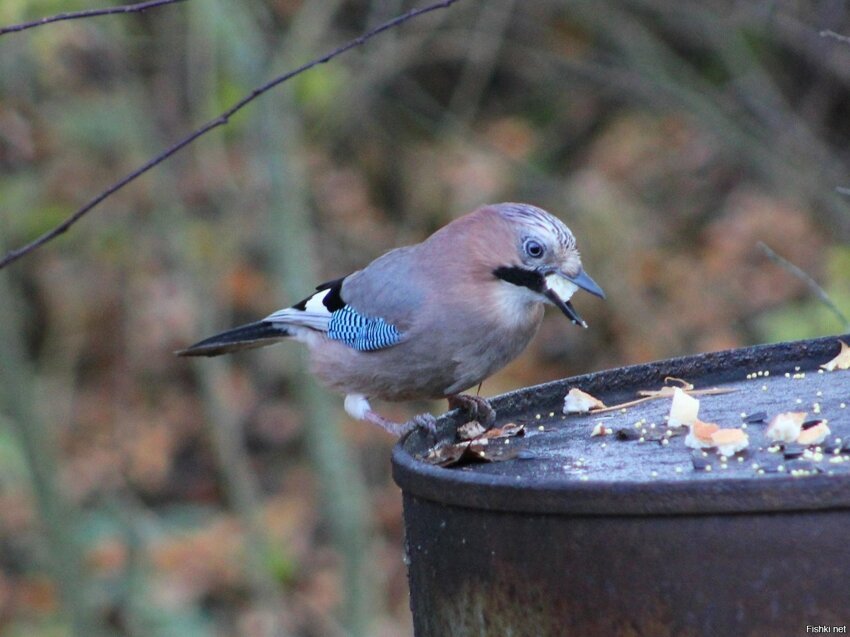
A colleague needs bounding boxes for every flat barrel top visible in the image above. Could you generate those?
[393,334,850,515]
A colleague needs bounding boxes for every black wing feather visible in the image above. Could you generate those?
[176,321,290,357]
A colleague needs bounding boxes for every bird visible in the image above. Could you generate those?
[178,203,605,437]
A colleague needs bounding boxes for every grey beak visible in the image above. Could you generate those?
[544,290,588,328]
[566,269,605,299]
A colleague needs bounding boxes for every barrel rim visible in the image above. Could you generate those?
[392,333,850,516]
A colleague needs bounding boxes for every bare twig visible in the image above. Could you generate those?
[758,241,850,330]
[0,0,461,270]
[0,0,187,36]
[820,29,850,45]
[836,186,850,197]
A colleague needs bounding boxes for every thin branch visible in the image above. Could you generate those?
[0,0,462,270]
[758,241,850,330]
[820,29,850,45]
[836,186,850,197]
[0,0,187,37]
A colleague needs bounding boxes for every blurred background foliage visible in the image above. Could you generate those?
[1,0,849,635]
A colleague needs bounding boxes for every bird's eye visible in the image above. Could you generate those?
[524,239,545,259]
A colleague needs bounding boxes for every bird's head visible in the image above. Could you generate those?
[488,203,605,328]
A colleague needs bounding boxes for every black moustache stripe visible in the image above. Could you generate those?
[492,266,544,292]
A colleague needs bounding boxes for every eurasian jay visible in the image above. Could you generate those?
[179,203,604,436]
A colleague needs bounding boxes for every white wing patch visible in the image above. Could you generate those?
[264,288,333,332]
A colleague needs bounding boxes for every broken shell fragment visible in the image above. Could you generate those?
[820,340,850,371]
[590,423,609,437]
[667,387,700,428]
[563,388,606,414]
[710,428,749,456]
[765,411,807,443]
[685,419,719,450]
[797,421,831,446]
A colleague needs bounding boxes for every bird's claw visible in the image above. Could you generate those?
[448,394,496,428]
[401,413,437,437]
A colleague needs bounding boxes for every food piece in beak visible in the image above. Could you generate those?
[543,269,604,328]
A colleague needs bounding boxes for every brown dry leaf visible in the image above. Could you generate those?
[421,441,467,467]
[457,420,486,441]
[820,340,850,371]
[420,422,525,467]
[563,388,606,414]
[466,441,523,463]
[483,422,525,438]
[765,411,807,443]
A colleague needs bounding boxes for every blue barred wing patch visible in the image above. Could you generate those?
[326,306,402,351]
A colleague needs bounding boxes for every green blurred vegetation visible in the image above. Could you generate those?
[1,1,849,636]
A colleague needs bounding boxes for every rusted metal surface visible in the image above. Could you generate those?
[393,334,850,637]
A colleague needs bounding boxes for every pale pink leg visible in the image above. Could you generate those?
[363,410,437,438]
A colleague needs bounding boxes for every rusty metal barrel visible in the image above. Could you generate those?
[393,334,850,637]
